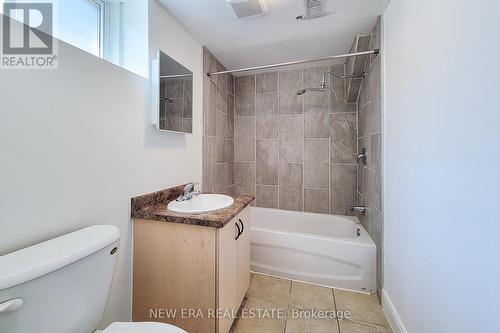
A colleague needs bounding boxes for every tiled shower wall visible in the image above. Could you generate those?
[202,48,235,194]
[233,66,360,215]
[357,17,384,295]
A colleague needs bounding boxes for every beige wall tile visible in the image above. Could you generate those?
[304,188,330,214]
[256,140,278,185]
[235,162,255,196]
[216,111,227,163]
[330,113,357,164]
[227,93,234,139]
[330,165,357,215]
[235,75,255,116]
[203,75,216,136]
[370,133,382,211]
[256,92,278,115]
[279,70,303,115]
[256,185,278,208]
[279,163,303,211]
[304,139,329,188]
[305,111,330,138]
[234,117,255,162]
[202,136,217,192]
[256,115,279,140]
[370,56,382,134]
[279,115,304,163]
[256,72,278,93]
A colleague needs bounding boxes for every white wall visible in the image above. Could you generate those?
[382,1,500,332]
[0,3,202,329]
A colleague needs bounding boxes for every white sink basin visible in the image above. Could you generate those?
[167,194,234,214]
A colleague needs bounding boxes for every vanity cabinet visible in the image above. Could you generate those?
[133,206,251,333]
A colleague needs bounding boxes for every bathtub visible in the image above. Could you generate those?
[250,207,376,293]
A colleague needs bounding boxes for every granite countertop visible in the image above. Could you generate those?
[131,185,254,228]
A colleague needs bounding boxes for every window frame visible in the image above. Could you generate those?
[90,0,105,58]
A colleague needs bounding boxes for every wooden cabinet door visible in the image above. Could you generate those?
[237,207,251,305]
[217,220,239,333]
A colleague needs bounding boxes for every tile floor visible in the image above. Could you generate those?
[230,273,392,333]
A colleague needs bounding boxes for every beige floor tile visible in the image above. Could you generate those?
[230,296,286,333]
[338,319,393,333]
[247,273,291,306]
[289,281,336,311]
[285,317,339,333]
[334,290,390,328]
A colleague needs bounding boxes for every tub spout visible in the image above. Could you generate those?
[350,206,366,214]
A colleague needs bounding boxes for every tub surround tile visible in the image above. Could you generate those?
[256,140,279,185]
[256,185,279,209]
[305,111,330,139]
[279,114,304,163]
[203,47,218,75]
[203,136,217,193]
[203,76,217,137]
[330,64,347,113]
[216,111,228,163]
[256,92,279,115]
[235,162,256,196]
[256,72,278,93]
[234,117,256,162]
[370,133,382,211]
[330,113,358,164]
[370,206,383,291]
[370,57,382,134]
[227,94,235,139]
[279,163,303,211]
[330,165,357,216]
[235,75,256,116]
[279,70,303,115]
[131,185,254,228]
[256,115,279,140]
[304,67,330,114]
[304,139,330,189]
[304,188,330,214]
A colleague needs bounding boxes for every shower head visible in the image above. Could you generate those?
[296,87,325,95]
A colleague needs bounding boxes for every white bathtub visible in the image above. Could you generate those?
[250,207,376,293]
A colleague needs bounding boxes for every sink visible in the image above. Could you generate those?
[167,194,234,214]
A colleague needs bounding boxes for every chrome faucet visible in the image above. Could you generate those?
[176,182,200,202]
[350,205,367,214]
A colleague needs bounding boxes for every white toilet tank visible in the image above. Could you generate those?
[0,225,120,333]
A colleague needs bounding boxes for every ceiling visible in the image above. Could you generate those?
[158,0,390,71]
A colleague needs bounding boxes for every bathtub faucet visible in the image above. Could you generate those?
[350,205,367,214]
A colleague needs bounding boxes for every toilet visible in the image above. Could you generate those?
[0,225,186,333]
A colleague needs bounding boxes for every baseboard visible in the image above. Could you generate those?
[381,289,408,333]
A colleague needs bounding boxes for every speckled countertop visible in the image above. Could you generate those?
[131,185,254,228]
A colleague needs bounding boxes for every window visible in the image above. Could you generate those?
[57,0,104,57]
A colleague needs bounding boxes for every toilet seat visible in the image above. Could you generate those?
[102,322,187,333]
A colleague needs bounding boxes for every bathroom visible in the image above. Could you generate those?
[0,1,499,333]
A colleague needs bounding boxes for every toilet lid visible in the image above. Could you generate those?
[102,322,187,333]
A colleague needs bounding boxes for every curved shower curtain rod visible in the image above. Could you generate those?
[206,49,379,76]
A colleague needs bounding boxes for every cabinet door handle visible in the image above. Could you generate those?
[235,221,241,240]
[238,219,244,236]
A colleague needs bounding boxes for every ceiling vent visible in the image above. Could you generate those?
[225,0,268,19]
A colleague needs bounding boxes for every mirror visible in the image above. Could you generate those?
[151,50,193,133]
